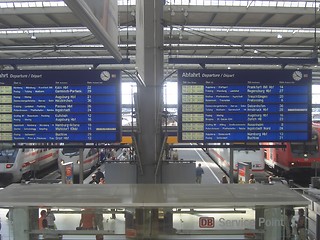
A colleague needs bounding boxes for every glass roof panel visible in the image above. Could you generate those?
[161,0,316,8]
[0,0,316,8]
[0,1,65,8]
[0,2,13,8]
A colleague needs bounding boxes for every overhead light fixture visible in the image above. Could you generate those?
[30,33,37,40]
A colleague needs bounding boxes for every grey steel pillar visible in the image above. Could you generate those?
[229,148,234,183]
[263,207,283,239]
[79,148,84,184]
[135,0,164,183]
[13,207,30,239]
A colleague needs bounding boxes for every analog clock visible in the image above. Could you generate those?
[100,71,111,81]
[292,71,303,81]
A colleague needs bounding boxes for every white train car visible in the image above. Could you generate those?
[0,144,58,184]
[58,145,99,176]
[207,143,265,182]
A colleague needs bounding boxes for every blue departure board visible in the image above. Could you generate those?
[0,70,121,143]
[178,69,312,142]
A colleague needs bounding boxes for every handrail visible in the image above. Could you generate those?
[154,136,167,183]
[132,135,143,175]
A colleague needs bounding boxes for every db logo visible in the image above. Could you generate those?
[199,217,215,228]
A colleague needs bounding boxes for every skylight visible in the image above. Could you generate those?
[0,1,65,8]
[0,1,316,9]
[118,0,317,8]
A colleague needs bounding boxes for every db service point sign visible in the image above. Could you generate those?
[199,217,215,228]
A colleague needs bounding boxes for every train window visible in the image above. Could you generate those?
[291,142,318,154]
[62,148,80,156]
[0,148,18,163]
[305,142,318,153]
[87,148,98,157]
[291,143,305,153]
[233,142,260,151]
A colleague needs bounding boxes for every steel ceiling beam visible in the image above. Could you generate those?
[64,0,122,62]
[0,57,130,65]
[168,57,318,65]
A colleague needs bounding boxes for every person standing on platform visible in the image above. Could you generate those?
[42,218,59,240]
[296,208,306,240]
[89,174,97,184]
[46,208,56,229]
[221,175,228,184]
[95,168,105,184]
[172,150,179,161]
[248,174,256,184]
[285,207,294,240]
[165,143,170,159]
[94,208,104,240]
[99,177,106,184]
[110,148,117,160]
[96,180,105,235]
[79,209,96,230]
[195,163,204,184]
[39,210,47,230]
[99,149,106,163]
[268,175,275,184]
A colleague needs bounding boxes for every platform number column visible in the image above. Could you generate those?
[87,85,92,141]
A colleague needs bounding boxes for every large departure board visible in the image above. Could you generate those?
[0,70,121,143]
[178,69,312,142]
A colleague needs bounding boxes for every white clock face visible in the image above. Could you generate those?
[100,71,111,81]
[292,71,303,81]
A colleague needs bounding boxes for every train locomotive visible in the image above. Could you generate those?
[264,125,320,178]
[0,144,58,185]
[207,143,265,181]
[57,144,99,177]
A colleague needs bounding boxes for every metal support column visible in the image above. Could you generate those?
[229,148,234,183]
[13,207,30,240]
[135,0,164,183]
[79,148,84,184]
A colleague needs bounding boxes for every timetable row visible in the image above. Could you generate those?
[0,95,117,104]
[182,94,308,103]
[0,85,117,94]
[0,113,118,123]
[182,85,309,94]
[0,104,117,113]
[182,103,307,113]
[181,131,309,141]
[181,122,308,132]
[0,123,118,132]
[181,113,308,122]
[0,132,119,142]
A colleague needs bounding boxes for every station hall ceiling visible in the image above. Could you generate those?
[0,0,319,81]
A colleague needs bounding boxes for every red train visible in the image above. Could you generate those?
[264,125,320,178]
